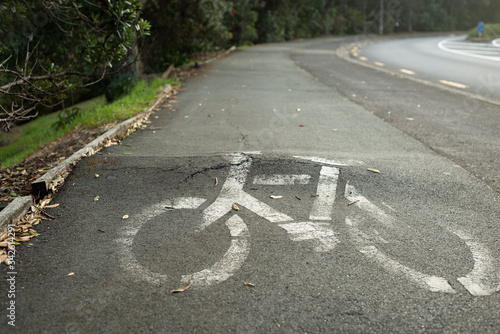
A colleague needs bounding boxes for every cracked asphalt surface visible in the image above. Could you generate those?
[1,36,500,333]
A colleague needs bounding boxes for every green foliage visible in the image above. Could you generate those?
[0,0,151,130]
[468,23,500,40]
[52,107,81,131]
[0,78,173,168]
[105,71,139,103]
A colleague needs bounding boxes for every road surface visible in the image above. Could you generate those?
[355,34,500,101]
[1,35,500,333]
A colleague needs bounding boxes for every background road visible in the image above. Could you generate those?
[356,34,500,100]
[2,35,500,333]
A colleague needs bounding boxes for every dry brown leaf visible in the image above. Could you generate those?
[232,203,239,211]
[171,281,192,293]
[15,236,30,242]
[44,203,60,209]
[122,215,129,220]
[68,272,75,276]
[0,242,8,248]
[0,254,7,263]
[243,282,255,287]
[367,168,380,174]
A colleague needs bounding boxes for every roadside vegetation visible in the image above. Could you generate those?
[0,77,174,168]
[1,0,500,203]
[468,23,500,40]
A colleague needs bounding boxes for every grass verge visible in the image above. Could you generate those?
[0,77,176,168]
[468,23,500,40]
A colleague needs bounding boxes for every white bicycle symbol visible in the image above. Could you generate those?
[115,153,500,296]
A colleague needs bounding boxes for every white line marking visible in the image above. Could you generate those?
[451,229,500,296]
[345,183,395,227]
[309,166,340,221]
[165,197,207,209]
[400,69,416,75]
[202,155,292,230]
[116,200,203,286]
[346,217,456,294]
[279,222,339,252]
[181,215,250,287]
[294,156,364,166]
[438,37,500,62]
[253,174,311,185]
[439,80,468,89]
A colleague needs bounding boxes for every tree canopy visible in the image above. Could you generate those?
[0,0,150,131]
[2,0,499,130]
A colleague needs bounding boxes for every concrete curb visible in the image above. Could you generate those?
[0,83,173,235]
[0,196,34,234]
[335,42,500,108]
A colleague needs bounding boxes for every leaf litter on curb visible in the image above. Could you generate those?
[0,196,56,264]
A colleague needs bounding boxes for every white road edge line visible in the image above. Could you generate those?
[439,80,468,89]
[400,69,416,75]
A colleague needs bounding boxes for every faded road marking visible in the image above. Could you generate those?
[346,217,456,294]
[279,222,339,252]
[253,174,311,185]
[345,183,395,228]
[309,166,340,221]
[201,154,292,230]
[439,80,468,89]
[400,69,416,75]
[294,155,364,166]
[181,215,250,287]
[452,229,500,296]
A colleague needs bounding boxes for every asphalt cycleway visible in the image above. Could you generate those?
[1,37,499,333]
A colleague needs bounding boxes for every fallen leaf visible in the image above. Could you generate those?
[298,124,305,127]
[94,196,100,202]
[208,114,214,117]
[122,215,129,220]
[28,229,39,236]
[367,169,380,174]
[214,177,218,187]
[15,236,30,242]
[270,195,282,199]
[68,272,74,276]
[171,281,192,293]
[95,174,100,178]
[347,199,360,206]
[243,282,255,287]
[232,203,239,211]
[295,196,302,200]
[0,242,8,247]
[98,229,106,233]
[43,203,60,209]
